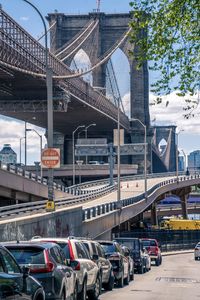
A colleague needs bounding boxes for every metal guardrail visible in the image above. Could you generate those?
[0,184,116,219]
[82,174,200,221]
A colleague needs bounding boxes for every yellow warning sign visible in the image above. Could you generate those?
[46,200,55,212]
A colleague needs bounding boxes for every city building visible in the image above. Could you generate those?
[188,150,200,172]
[0,144,17,164]
[178,155,185,172]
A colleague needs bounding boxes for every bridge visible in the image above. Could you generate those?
[0,7,177,174]
[1,172,200,241]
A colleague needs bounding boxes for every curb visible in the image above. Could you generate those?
[162,250,193,256]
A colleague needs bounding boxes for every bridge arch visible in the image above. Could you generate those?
[70,49,93,84]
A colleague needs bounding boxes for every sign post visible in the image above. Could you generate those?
[41,148,60,212]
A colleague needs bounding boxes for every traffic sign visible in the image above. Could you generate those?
[75,145,108,156]
[118,143,146,155]
[41,148,60,168]
[46,200,55,212]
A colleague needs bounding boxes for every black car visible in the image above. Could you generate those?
[98,241,129,288]
[81,239,115,291]
[115,238,146,274]
[0,245,45,300]
[4,242,77,300]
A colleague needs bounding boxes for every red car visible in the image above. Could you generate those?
[141,238,162,266]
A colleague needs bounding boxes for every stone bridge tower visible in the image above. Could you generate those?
[47,11,149,126]
[47,11,150,168]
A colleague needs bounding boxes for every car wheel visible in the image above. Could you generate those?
[124,270,130,285]
[130,271,134,281]
[138,265,144,274]
[156,258,160,266]
[73,282,78,300]
[33,288,45,300]
[117,271,124,288]
[78,279,87,300]
[103,271,114,291]
[61,290,65,300]
[88,275,101,300]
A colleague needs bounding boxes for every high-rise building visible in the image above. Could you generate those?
[0,144,17,164]
[188,150,200,172]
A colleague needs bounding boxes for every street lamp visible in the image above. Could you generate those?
[26,128,43,178]
[85,123,96,164]
[22,0,53,202]
[72,125,85,185]
[19,137,25,165]
[130,118,147,200]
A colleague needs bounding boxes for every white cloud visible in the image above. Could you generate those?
[0,116,46,164]
[150,91,200,134]
[122,92,130,117]
[20,16,29,21]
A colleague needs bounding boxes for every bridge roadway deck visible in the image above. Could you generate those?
[1,174,200,241]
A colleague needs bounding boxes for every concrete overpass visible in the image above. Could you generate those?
[1,173,200,241]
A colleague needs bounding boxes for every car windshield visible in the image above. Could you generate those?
[100,243,116,253]
[6,247,45,265]
[116,239,140,251]
[55,242,70,259]
[142,240,157,247]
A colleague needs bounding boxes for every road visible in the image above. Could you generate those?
[83,176,174,208]
[100,253,199,300]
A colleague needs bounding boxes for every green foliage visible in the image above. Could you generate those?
[129,0,200,101]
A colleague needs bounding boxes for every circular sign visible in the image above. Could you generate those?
[41,148,60,168]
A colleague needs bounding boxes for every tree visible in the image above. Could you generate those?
[129,0,200,112]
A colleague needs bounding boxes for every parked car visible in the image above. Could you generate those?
[81,239,115,291]
[141,238,162,266]
[3,242,77,300]
[98,240,129,287]
[194,242,200,260]
[0,244,45,300]
[121,245,134,280]
[30,237,101,300]
[143,248,151,271]
[115,238,147,274]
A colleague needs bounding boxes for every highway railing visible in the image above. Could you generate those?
[82,173,200,221]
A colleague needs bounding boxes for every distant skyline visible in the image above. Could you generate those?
[0,0,199,165]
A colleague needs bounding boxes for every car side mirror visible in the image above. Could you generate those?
[92,254,99,261]
[21,266,30,278]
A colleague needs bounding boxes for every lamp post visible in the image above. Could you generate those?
[22,0,53,202]
[130,118,147,200]
[85,123,96,164]
[26,128,43,178]
[19,137,25,165]
[72,125,85,185]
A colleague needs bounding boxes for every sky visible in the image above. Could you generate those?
[0,0,199,165]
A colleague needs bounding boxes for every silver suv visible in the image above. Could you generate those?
[81,239,115,291]
[32,237,100,300]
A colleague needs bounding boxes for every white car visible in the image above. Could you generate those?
[194,242,200,260]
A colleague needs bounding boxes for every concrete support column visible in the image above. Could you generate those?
[151,202,158,226]
[180,194,188,219]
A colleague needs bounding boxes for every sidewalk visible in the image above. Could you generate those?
[162,249,193,256]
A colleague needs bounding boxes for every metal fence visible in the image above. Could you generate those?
[119,230,200,252]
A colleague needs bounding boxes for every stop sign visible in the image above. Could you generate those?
[41,148,60,168]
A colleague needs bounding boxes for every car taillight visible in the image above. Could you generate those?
[29,261,54,273]
[68,240,75,260]
[155,247,159,254]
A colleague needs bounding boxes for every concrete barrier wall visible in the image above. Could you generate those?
[0,207,83,242]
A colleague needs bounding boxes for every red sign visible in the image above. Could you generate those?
[41,148,60,169]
